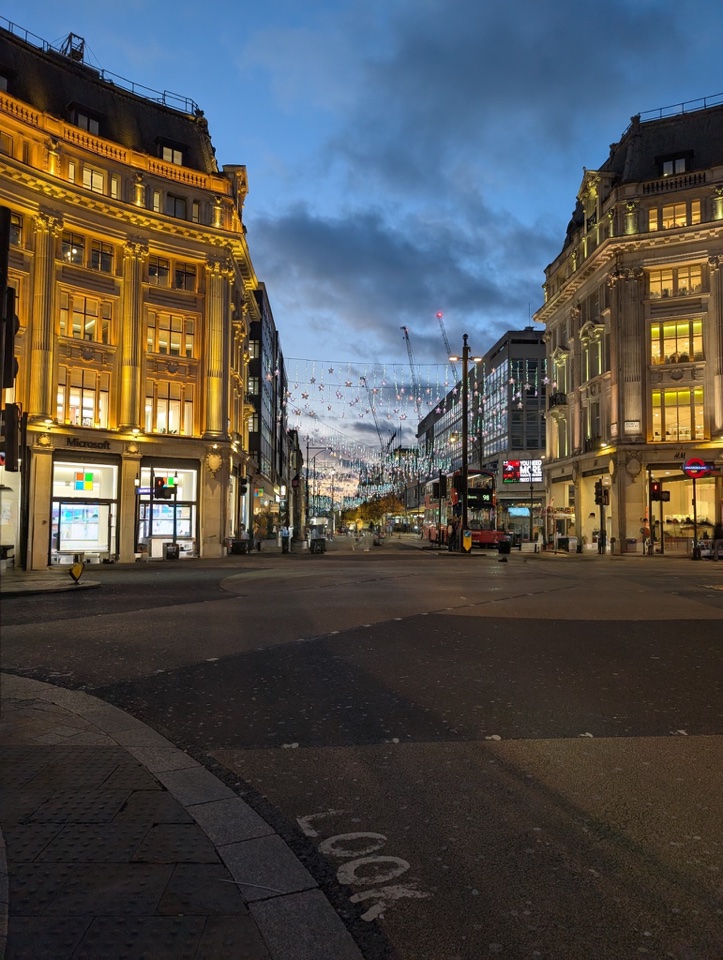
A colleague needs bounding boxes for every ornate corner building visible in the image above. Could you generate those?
[534,99,723,554]
[0,24,270,568]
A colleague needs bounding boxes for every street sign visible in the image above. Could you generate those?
[682,457,713,478]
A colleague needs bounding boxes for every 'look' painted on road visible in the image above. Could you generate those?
[297,810,430,921]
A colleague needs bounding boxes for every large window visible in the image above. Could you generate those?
[650,320,703,365]
[648,264,702,298]
[62,232,85,265]
[652,387,704,442]
[90,240,114,273]
[648,200,701,231]
[82,166,105,194]
[147,311,195,357]
[59,292,112,344]
[581,334,604,380]
[144,381,194,435]
[57,367,110,427]
[62,232,115,274]
[174,262,197,291]
[148,256,170,286]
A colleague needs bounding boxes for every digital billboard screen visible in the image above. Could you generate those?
[502,459,543,483]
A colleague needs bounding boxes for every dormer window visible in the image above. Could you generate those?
[69,104,101,136]
[161,144,183,165]
[662,158,686,176]
[656,151,692,178]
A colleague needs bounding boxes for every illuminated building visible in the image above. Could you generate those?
[0,23,267,567]
[535,99,723,554]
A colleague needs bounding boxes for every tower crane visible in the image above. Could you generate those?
[360,376,386,481]
[436,311,458,381]
[400,326,422,421]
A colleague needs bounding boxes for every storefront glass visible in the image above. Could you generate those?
[51,460,118,563]
[136,465,198,558]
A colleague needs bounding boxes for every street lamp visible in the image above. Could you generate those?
[330,469,335,535]
[449,334,482,551]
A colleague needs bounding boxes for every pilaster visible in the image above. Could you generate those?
[118,240,148,430]
[29,212,62,420]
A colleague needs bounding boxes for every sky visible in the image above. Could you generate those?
[3,0,722,456]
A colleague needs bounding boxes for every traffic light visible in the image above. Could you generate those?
[438,475,447,497]
[650,480,661,501]
[1,402,20,471]
[154,476,171,499]
[2,286,19,390]
[239,477,248,496]
[594,479,604,505]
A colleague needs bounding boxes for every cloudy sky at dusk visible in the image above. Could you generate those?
[3,0,722,446]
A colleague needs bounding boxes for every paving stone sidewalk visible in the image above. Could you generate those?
[0,674,363,960]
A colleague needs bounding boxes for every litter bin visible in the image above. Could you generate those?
[164,542,180,560]
[310,538,326,554]
[230,539,248,555]
[625,537,637,554]
[497,537,511,555]
[567,537,578,553]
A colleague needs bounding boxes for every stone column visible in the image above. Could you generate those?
[607,265,645,442]
[118,240,148,430]
[28,444,54,570]
[708,255,723,435]
[202,257,232,438]
[29,212,62,420]
[119,447,142,562]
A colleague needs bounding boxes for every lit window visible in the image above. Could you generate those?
[147,311,195,358]
[661,203,687,229]
[10,213,22,246]
[650,319,703,365]
[61,231,85,264]
[648,264,702,299]
[68,160,76,183]
[82,166,105,194]
[652,387,704,442]
[192,200,200,223]
[152,190,161,213]
[59,292,112,343]
[110,175,120,199]
[57,366,110,428]
[144,380,194,435]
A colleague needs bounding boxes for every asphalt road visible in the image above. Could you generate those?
[2,542,722,959]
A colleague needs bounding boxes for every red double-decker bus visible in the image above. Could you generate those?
[421,470,502,547]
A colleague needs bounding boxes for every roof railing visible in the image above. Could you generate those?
[0,16,199,116]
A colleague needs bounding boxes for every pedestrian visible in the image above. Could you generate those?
[280,521,290,554]
[253,522,262,552]
[713,521,723,561]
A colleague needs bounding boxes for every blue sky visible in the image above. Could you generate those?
[3,0,722,448]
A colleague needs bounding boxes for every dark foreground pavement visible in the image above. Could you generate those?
[0,674,363,960]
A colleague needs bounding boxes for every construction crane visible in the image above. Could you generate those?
[400,326,422,421]
[436,311,458,381]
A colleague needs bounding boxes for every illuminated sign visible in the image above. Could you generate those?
[502,459,543,483]
[682,458,713,478]
[74,471,94,491]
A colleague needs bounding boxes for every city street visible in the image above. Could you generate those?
[2,540,722,960]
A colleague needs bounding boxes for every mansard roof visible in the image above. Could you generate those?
[0,25,218,174]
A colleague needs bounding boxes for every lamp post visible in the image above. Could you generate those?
[449,334,482,551]
[330,469,335,536]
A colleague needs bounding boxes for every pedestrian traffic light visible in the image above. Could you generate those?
[239,477,248,495]
[1,402,20,471]
[650,480,661,501]
[2,286,19,392]
[154,476,171,499]
[594,479,604,505]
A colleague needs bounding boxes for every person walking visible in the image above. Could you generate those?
[713,521,723,561]
[280,522,290,554]
[253,522,262,552]
[239,524,250,555]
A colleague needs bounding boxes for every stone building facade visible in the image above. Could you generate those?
[534,100,723,554]
[0,25,266,568]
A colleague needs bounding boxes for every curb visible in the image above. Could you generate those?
[0,674,363,960]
